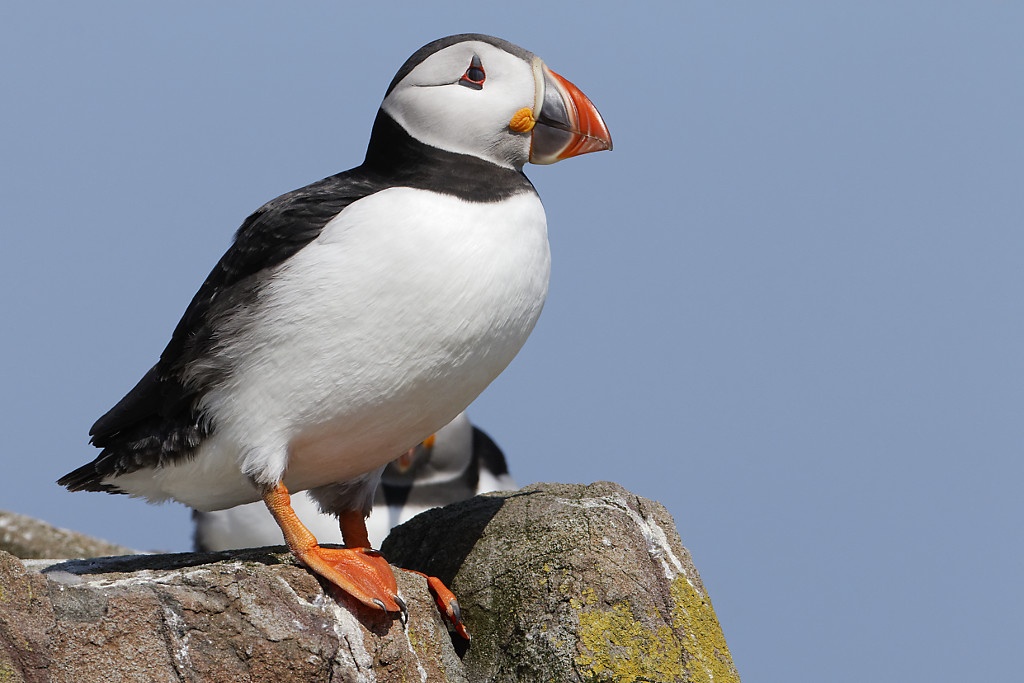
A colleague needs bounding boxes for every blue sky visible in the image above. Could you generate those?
[2,3,1022,681]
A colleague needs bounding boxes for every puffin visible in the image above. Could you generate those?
[193,412,516,552]
[58,33,611,637]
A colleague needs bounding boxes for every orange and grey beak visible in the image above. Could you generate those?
[524,61,612,165]
[393,432,437,474]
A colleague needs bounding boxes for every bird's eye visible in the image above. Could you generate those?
[458,55,485,90]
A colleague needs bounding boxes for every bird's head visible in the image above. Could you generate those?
[383,412,474,486]
[380,34,612,170]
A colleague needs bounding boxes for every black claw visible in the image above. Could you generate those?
[449,598,462,624]
[372,598,387,613]
[395,595,409,625]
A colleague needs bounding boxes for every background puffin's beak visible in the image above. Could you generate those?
[530,64,612,165]
[393,432,436,473]
[393,447,417,474]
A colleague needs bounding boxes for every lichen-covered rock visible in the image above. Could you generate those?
[383,481,740,683]
[0,510,135,559]
[0,483,739,682]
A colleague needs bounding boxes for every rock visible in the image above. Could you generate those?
[0,483,739,682]
[0,510,135,560]
[0,550,53,682]
[2,547,465,683]
[383,481,739,683]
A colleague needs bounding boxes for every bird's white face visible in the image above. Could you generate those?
[382,40,540,170]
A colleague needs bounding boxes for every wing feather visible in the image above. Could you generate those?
[60,170,384,491]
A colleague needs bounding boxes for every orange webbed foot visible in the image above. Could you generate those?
[262,483,406,620]
[402,568,471,640]
[297,544,404,616]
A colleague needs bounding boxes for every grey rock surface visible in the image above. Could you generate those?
[383,481,739,683]
[2,548,465,683]
[0,483,739,682]
[0,510,135,559]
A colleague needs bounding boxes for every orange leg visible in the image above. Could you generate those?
[339,500,468,638]
[400,568,471,641]
[338,509,371,548]
[262,483,401,614]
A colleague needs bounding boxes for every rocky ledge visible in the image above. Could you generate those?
[0,482,739,682]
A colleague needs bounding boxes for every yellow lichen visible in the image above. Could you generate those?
[670,576,740,683]
[406,622,423,652]
[573,579,739,683]
[576,602,684,682]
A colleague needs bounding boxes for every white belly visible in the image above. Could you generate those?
[110,188,549,510]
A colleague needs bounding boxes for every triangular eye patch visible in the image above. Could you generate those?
[459,54,486,90]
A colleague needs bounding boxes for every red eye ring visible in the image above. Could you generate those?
[458,55,485,90]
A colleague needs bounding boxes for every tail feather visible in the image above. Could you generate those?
[57,460,123,493]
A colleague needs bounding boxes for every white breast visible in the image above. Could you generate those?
[112,188,549,510]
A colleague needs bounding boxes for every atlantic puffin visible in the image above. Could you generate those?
[59,33,611,637]
[193,412,515,552]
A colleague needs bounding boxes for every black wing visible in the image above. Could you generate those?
[471,426,511,487]
[59,168,387,492]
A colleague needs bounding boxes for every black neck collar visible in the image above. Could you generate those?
[362,111,535,203]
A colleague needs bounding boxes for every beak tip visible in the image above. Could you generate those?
[530,65,612,164]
